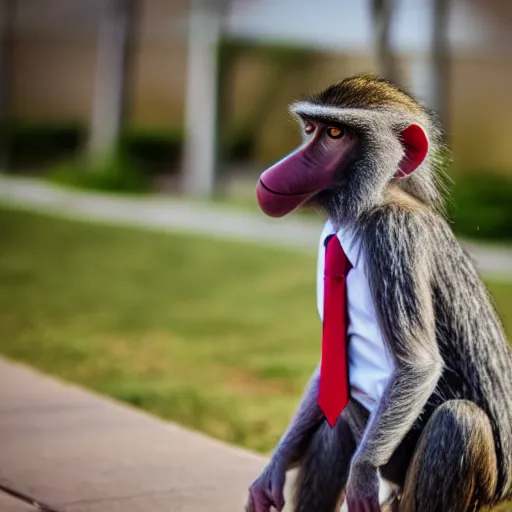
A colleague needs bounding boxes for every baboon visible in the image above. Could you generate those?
[247,74,512,512]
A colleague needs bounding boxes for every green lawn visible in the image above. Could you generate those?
[0,206,511,458]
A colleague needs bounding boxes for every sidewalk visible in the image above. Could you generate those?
[0,491,35,511]
[0,358,267,512]
[1,175,511,279]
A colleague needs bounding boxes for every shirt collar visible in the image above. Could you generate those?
[321,220,363,268]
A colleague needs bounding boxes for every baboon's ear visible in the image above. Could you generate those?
[395,124,429,178]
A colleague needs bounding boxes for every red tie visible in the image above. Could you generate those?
[318,235,352,427]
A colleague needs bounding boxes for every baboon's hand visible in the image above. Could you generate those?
[345,460,381,512]
[246,459,286,512]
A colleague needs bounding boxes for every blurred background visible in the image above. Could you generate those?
[0,0,511,235]
[0,0,511,467]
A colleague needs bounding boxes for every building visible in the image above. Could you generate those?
[4,0,512,178]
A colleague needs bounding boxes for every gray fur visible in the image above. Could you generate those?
[273,366,323,468]
[352,204,444,466]
[398,399,498,512]
[294,415,356,512]
[358,198,512,503]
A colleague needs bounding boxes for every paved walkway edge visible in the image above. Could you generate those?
[0,175,512,280]
[1,176,511,279]
[0,357,269,512]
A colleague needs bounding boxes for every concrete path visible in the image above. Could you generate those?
[0,358,267,512]
[0,358,379,512]
[0,491,37,511]
[1,175,511,279]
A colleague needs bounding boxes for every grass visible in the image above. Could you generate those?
[0,207,511,459]
[0,206,321,453]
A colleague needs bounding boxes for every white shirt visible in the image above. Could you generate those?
[316,220,394,412]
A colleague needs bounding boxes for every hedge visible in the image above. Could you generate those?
[2,121,183,174]
[119,128,183,174]
[447,172,512,242]
[2,121,85,169]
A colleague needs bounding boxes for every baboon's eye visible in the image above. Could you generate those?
[304,122,315,134]
[326,126,344,139]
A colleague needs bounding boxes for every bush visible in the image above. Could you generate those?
[48,150,150,194]
[447,172,512,241]
[4,121,85,169]
[222,125,255,162]
[2,121,184,176]
[120,127,183,175]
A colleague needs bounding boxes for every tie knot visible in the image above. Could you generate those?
[325,235,351,277]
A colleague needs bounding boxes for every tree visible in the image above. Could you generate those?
[0,0,16,170]
[370,0,401,84]
[408,0,450,131]
[431,0,450,128]
[88,0,137,160]
[182,0,235,198]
